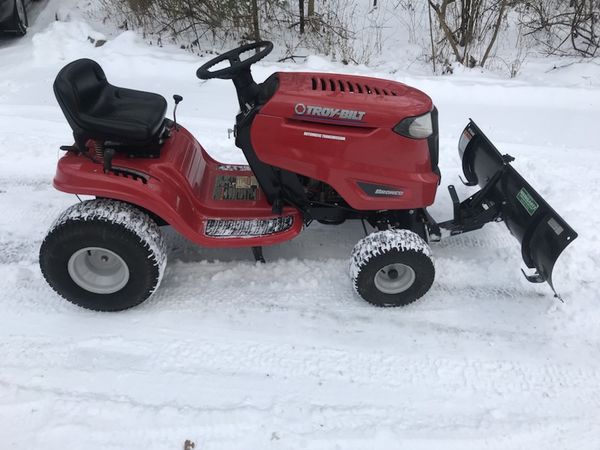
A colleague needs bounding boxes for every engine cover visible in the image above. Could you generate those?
[251,72,440,210]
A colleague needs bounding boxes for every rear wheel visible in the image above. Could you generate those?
[40,199,167,311]
[350,229,435,307]
[13,0,27,35]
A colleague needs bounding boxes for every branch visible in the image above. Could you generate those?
[480,0,508,66]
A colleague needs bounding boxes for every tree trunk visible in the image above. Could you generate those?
[459,0,471,46]
[299,0,305,34]
[428,1,437,73]
[251,0,260,42]
[429,0,464,64]
[480,0,507,66]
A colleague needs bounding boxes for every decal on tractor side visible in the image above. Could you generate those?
[213,175,259,201]
[205,216,294,238]
[357,182,404,198]
[303,131,346,141]
[375,189,403,196]
[294,103,366,122]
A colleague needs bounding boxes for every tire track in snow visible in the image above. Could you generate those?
[2,336,600,450]
[0,240,40,264]
[4,375,595,450]
[0,382,594,449]
[0,258,561,327]
[3,334,600,400]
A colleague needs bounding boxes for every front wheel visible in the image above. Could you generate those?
[40,199,167,311]
[350,229,435,307]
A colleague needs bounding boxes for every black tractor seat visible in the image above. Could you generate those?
[54,58,168,153]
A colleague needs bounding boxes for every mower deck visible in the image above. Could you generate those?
[53,126,303,247]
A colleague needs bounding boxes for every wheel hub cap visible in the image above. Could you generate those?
[374,263,416,294]
[68,247,129,294]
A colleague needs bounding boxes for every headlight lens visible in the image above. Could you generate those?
[393,112,433,139]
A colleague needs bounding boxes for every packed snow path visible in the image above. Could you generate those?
[1,2,600,449]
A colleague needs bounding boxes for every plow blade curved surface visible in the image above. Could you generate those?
[458,120,577,290]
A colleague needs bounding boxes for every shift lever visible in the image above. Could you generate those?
[173,94,183,130]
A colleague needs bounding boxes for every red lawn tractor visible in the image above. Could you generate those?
[39,42,577,311]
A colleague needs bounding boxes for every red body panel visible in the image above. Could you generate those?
[54,126,303,247]
[54,71,441,248]
[252,72,439,210]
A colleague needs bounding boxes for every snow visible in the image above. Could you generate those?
[1,1,600,449]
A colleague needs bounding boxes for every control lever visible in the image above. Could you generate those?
[103,148,115,173]
[173,94,183,131]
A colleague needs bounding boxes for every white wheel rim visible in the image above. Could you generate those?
[374,263,416,294]
[68,247,130,294]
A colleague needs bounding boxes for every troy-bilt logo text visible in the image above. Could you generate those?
[294,103,366,121]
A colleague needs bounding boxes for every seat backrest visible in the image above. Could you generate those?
[53,58,108,136]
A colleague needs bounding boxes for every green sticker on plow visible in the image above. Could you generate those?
[517,188,539,216]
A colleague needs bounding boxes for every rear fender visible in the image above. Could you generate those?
[52,144,303,248]
[53,153,202,242]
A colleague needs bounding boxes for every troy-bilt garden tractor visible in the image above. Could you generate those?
[39,42,577,311]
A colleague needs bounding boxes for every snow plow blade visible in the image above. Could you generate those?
[446,120,577,291]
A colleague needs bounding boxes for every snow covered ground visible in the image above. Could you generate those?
[1,1,600,449]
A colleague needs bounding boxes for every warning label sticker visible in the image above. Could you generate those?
[516,188,539,216]
[213,175,259,201]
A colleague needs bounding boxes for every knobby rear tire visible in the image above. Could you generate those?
[39,199,167,311]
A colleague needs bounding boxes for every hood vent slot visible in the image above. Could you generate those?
[310,77,397,96]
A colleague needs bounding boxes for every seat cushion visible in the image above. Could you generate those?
[83,86,167,142]
[54,59,167,145]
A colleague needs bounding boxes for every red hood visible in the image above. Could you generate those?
[258,72,433,129]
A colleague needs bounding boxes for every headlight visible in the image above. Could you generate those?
[393,112,433,139]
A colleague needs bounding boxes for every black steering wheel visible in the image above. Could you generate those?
[196,41,274,80]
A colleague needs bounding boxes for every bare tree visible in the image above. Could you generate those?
[519,0,600,57]
[428,0,513,67]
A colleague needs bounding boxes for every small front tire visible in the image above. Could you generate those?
[40,199,167,311]
[350,229,435,307]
